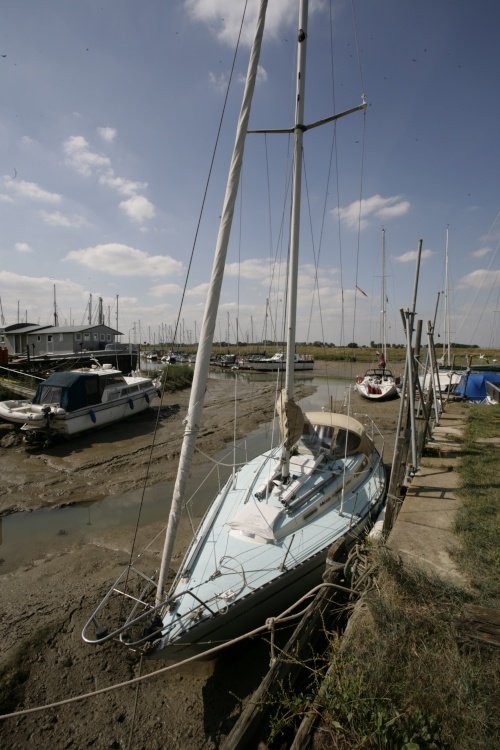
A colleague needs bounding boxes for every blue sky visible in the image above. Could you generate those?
[1,0,499,349]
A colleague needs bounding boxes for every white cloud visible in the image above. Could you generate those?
[19,135,36,147]
[394,248,433,263]
[2,176,62,204]
[185,0,311,47]
[209,71,229,92]
[119,195,156,223]
[225,258,277,281]
[458,268,500,289]
[0,271,88,323]
[39,210,87,228]
[149,282,183,298]
[99,173,147,197]
[97,126,117,142]
[237,64,268,86]
[0,193,14,203]
[63,134,155,223]
[63,135,111,176]
[471,246,492,258]
[334,194,410,230]
[186,282,211,297]
[64,243,183,277]
[15,242,32,253]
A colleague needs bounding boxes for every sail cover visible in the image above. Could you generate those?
[276,388,305,449]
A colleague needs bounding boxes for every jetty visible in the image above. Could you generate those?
[222,398,499,748]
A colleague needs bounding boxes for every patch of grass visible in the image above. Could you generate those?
[157,364,193,392]
[454,406,500,602]
[268,550,498,749]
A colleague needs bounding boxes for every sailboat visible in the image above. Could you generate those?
[421,227,462,395]
[355,229,400,401]
[82,0,386,659]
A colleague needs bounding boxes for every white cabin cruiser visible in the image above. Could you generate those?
[0,363,161,444]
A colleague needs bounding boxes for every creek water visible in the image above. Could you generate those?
[0,373,352,573]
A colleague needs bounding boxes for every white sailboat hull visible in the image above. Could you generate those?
[239,359,314,372]
[150,417,386,658]
[355,369,400,401]
[420,369,461,394]
[153,491,383,659]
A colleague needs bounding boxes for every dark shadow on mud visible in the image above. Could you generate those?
[22,403,181,457]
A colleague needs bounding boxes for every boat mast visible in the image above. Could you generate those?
[381,228,387,364]
[281,0,308,480]
[155,0,269,606]
[53,284,59,326]
[443,225,451,367]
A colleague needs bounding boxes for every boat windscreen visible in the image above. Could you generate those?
[36,385,63,406]
[299,422,360,456]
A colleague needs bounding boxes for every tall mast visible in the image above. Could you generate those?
[381,228,387,362]
[53,284,59,326]
[284,0,308,401]
[155,0,269,605]
[280,0,308,480]
[443,225,450,366]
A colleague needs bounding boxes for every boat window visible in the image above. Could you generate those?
[316,425,333,448]
[332,429,360,455]
[37,385,63,405]
[300,423,333,452]
[100,374,126,388]
[84,378,100,405]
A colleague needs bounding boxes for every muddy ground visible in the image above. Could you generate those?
[0,363,400,749]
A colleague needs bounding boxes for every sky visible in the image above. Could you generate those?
[1,0,499,350]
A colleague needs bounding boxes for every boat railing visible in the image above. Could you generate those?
[353,411,385,454]
[82,559,224,649]
[0,364,44,398]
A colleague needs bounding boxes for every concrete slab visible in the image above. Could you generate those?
[388,402,468,587]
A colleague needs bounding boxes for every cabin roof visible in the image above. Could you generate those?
[33,324,122,335]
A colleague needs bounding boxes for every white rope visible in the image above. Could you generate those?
[0,580,356,723]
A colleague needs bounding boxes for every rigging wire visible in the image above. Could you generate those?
[328,0,345,351]
[454,207,500,343]
[348,0,368,351]
[350,0,366,99]
[123,0,251,568]
[349,108,367,349]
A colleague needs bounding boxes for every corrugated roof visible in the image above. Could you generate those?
[31,324,122,335]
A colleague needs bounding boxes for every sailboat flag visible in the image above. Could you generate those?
[356,285,368,297]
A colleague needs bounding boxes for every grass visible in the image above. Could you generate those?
[266,407,500,749]
[144,363,193,392]
[143,345,500,367]
[454,405,500,601]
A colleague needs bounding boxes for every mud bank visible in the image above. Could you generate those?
[0,362,400,749]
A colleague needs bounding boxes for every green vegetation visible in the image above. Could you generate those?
[267,407,499,749]
[142,344,500,367]
[147,363,193,392]
[454,405,500,602]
